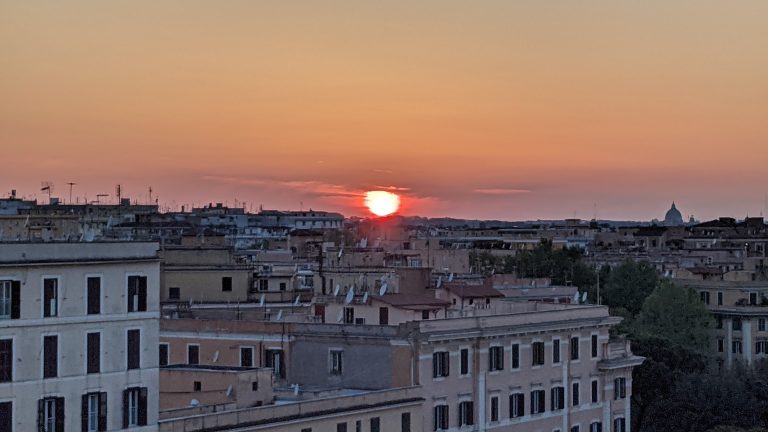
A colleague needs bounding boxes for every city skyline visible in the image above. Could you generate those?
[3,1,768,221]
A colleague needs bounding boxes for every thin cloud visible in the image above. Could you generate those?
[474,188,530,195]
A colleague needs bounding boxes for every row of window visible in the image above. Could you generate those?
[432,336,600,378]
[0,387,148,432]
[332,415,397,432]
[162,343,286,379]
[0,276,148,320]
[0,330,144,382]
[168,276,234,300]
[717,339,768,354]
[715,316,767,332]
[701,291,764,306]
[433,379,626,430]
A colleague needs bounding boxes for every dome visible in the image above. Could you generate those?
[664,202,684,226]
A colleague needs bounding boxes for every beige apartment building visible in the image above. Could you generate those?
[0,241,160,432]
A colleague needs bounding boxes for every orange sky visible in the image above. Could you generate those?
[2,1,767,220]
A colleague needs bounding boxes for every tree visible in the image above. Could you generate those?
[631,281,714,353]
[602,260,658,316]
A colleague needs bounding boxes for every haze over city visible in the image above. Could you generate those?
[3,1,768,221]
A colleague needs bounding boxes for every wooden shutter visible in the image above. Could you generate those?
[10,281,20,319]
[37,399,44,432]
[98,392,108,431]
[138,387,148,426]
[81,394,89,432]
[138,277,147,312]
[122,390,129,428]
[466,402,474,425]
[55,397,65,432]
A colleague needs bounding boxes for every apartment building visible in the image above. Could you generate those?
[0,242,160,431]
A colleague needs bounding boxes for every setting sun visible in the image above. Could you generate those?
[365,191,401,217]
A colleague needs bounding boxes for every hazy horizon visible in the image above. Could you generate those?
[3,1,767,221]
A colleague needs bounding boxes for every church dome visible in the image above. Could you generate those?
[664,202,684,226]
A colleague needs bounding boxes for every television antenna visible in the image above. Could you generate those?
[115,184,122,203]
[95,194,108,204]
[40,181,54,203]
[67,182,76,204]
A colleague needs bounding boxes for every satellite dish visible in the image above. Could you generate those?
[573,291,580,304]
[336,310,344,322]
[362,292,369,303]
[344,288,354,304]
[259,294,265,307]
[436,276,442,288]
[276,310,283,321]
[581,292,588,303]
[338,248,344,258]
[333,284,340,296]
[293,383,300,396]
[379,282,388,296]
[213,350,219,363]
[448,273,454,282]
[189,399,200,407]
[225,385,232,397]
[360,238,368,248]
[293,295,301,306]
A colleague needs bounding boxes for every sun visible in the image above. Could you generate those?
[365,191,401,217]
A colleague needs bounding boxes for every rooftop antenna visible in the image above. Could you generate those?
[40,181,53,203]
[95,194,108,204]
[115,184,122,203]
[148,186,153,205]
[67,182,76,204]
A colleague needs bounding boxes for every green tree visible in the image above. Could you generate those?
[631,281,714,352]
[602,260,659,316]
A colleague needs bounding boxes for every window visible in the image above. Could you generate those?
[591,379,599,403]
[422,310,430,320]
[591,334,599,358]
[614,377,626,400]
[570,337,580,360]
[87,277,101,314]
[81,392,107,432]
[553,339,561,364]
[337,422,347,432]
[717,292,723,306]
[433,351,449,378]
[344,307,355,324]
[168,287,180,300]
[127,329,140,370]
[222,276,232,292]
[0,401,11,432]
[159,344,169,366]
[241,347,254,367]
[279,282,287,291]
[511,343,520,369]
[750,292,758,305]
[458,401,474,426]
[490,396,499,422]
[265,349,285,379]
[379,307,389,325]
[123,387,147,427]
[258,280,269,291]
[509,393,525,418]
[732,340,743,354]
[572,382,580,406]
[188,345,200,365]
[756,340,768,354]
[0,339,12,382]
[38,397,64,432]
[434,405,449,431]
[87,332,100,374]
[717,338,724,353]
[370,417,380,432]
[127,275,147,313]
[551,386,565,410]
[402,412,411,432]
[489,346,504,371]
[301,429,312,432]
[590,422,602,432]
[43,278,58,318]
[760,319,766,332]
[252,381,258,391]
[193,381,202,392]
[733,318,742,331]
[356,420,361,432]
[330,350,344,375]
[571,426,580,432]
[0,280,20,319]
[460,348,469,375]
[532,341,545,366]
[43,335,58,378]
[717,316,723,329]
[614,418,626,432]
[700,291,710,305]
[530,389,545,414]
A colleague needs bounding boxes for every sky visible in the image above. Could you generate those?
[2,1,767,221]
